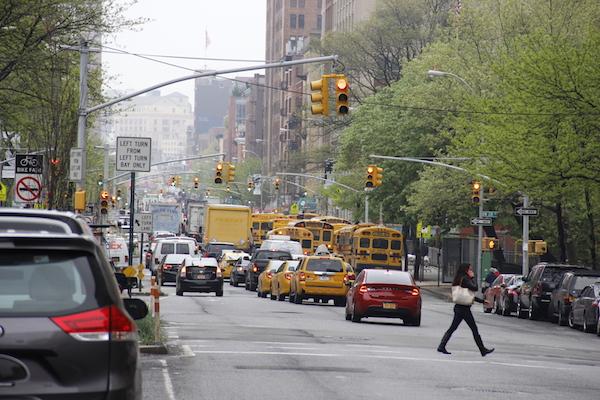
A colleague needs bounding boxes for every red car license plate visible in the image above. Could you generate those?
[383,302,397,310]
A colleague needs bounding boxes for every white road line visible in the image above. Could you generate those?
[168,335,179,339]
[190,350,576,371]
[160,359,176,400]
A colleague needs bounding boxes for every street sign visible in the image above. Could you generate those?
[289,203,299,215]
[116,137,152,172]
[13,154,44,204]
[133,212,153,233]
[0,182,7,202]
[122,266,137,278]
[481,211,498,218]
[69,148,83,181]
[515,207,539,217]
[470,217,493,226]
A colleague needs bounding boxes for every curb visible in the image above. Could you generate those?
[139,343,168,355]
[421,287,452,302]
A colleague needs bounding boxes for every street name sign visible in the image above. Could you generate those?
[481,211,498,219]
[116,137,152,172]
[69,148,83,181]
[470,217,492,226]
[14,154,43,204]
[515,207,539,217]
[133,212,153,233]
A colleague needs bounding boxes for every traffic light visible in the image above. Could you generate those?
[194,177,199,189]
[99,191,110,215]
[310,77,329,115]
[111,196,117,208]
[471,180,481,205]
[97,174,103,186]
[176,176,182,186]
[74,191,86,211]
[227,163,236,183]
[373,166,383,187]
[215,163,224,184]
[247,180,255,191]
[274,178,281,190]
[116,189,122,200]
[169,176,176,186]
[482,237,499,251]
[335,76,349,115]
[366,165,383,188]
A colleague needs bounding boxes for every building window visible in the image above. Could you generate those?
[298,14,304,29]
[317,14,322,30]
[290,0,297,7]
[290,14,297,28]
[318,0,322,9]
[299,0,305,7]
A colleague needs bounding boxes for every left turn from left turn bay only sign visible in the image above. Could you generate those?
[14,154,44,205]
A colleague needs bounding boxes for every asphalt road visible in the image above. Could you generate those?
[141,282,600,400]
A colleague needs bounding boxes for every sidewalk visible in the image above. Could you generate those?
[411,265,452,302]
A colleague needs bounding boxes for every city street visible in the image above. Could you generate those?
[141,283,600,400]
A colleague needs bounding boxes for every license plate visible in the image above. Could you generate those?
[383,302,397,310]
[319,276,330,281]
[195,274,208,280]
[111,257,120,262]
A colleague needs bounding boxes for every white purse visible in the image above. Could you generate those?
[452,285,475,305]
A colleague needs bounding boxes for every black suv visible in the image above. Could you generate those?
[245,250,292,291]
[518,263,588,320]
[0,210,147,399]
[548,270,600,325]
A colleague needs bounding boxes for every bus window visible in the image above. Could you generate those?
[309,230,320,241]
[359,238,370,248]
[391,240,402,250]
[301,240,312,249]
[323,231,332,242]
[372,238,388,249]
[252,222,260,230]
[261,222,273,230]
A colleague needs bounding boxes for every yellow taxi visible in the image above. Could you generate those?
[218,250,249,279]
[270,260,301,301]
[289,255,355,306]
[257,260,286,298]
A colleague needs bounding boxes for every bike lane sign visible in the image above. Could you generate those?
[14,154,44,204]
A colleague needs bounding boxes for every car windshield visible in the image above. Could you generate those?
[255,251,291,260]
[541,268,569,284]
[573,276,600,291]
[0,251,98,316]
[208,244,235,254]
[306,259,343,273]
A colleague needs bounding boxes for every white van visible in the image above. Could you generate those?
[153,239,197,267]
[107,237,129,269]
[260,238,303,259]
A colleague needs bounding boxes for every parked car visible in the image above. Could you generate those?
[548,270,600,325]
[245,250,293,291]
[159,254,189,285]
[270,260,301,301]
[345,269,421,325]
[498,275,523,316]
[518,263,588,320]
[483,274,514,314]
[257,260,286,298]
[569,283,600,333]
[176,257,223,296]
[0,209,148,399]
[230,256,251,287]
[289,255,353,306]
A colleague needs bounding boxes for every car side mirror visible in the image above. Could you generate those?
[344,280,353,287]
[123,298,148,320]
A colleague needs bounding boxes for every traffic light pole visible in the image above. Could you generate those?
[476,183,483,287]
[128,172,135,267]
[522,195,530,276]
[365,193,369,223]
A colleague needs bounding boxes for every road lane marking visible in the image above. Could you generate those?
[160,359,176,400]
[181,345,195,357]
[190,350,578,371]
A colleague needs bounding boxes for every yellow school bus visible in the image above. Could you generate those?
[311,216,352,225]
[272,217,293,230]
[251,213,284,246]
[348,225,404,274]
[289,220,335,251]
[334,223,375,261]
[266,226,314,255]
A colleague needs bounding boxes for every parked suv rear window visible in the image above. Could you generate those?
[0,251,98,316]
[306,259,343,273]
[255,251,291,260]
[541,267,569,284]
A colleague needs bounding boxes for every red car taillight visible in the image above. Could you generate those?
[252,264,258,273]
[410,288,420,296]
[284,272,293,280]
[51,305,136,341]
[267,271,273,279]
[299,272,306,282]
[163,264,173,270]
[359,285,368,294]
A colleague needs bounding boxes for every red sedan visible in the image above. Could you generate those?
[345,269,421,326]
[483,273,514,314]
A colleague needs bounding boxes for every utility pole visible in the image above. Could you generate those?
[365,193,369,223]
[76,40,89,191]
[476,182,484,286]
[522,195,529,276]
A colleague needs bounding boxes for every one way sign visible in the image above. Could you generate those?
[515,207,539,217]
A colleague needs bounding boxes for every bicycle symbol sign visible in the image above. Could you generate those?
[15,176,42,202]
[15,154,44,175]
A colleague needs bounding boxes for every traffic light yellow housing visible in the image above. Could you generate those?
[74,191,86,211]
[482,237,499,251]
[194,177,199,189]
[335,77,349,115]
[215,163,224,184]
[471,180,481,205]
[227,163,236,183]
[310,78,329,115]
[99,191,110,215]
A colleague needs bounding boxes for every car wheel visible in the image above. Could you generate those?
[517,300,526,319]
[270,293,276,300]
[528,298,537,320]
[493,297,501,315]
[584,313,594,333]
[558,305,568,326]
[351,304,361,322]
[334,298,346,307]
[568,310,575,329]
[502,297,510,316]
[216,290,223,297]
[345,310,352,321]
[294,290,303,304]
[596,313,600,337]
[278,294,285,301]
[244,280,250,291]
[176,288,183,296]
[405,314,421,327]
[289,291,295,303]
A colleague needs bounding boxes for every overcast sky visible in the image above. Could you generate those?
[102,0,267,106]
